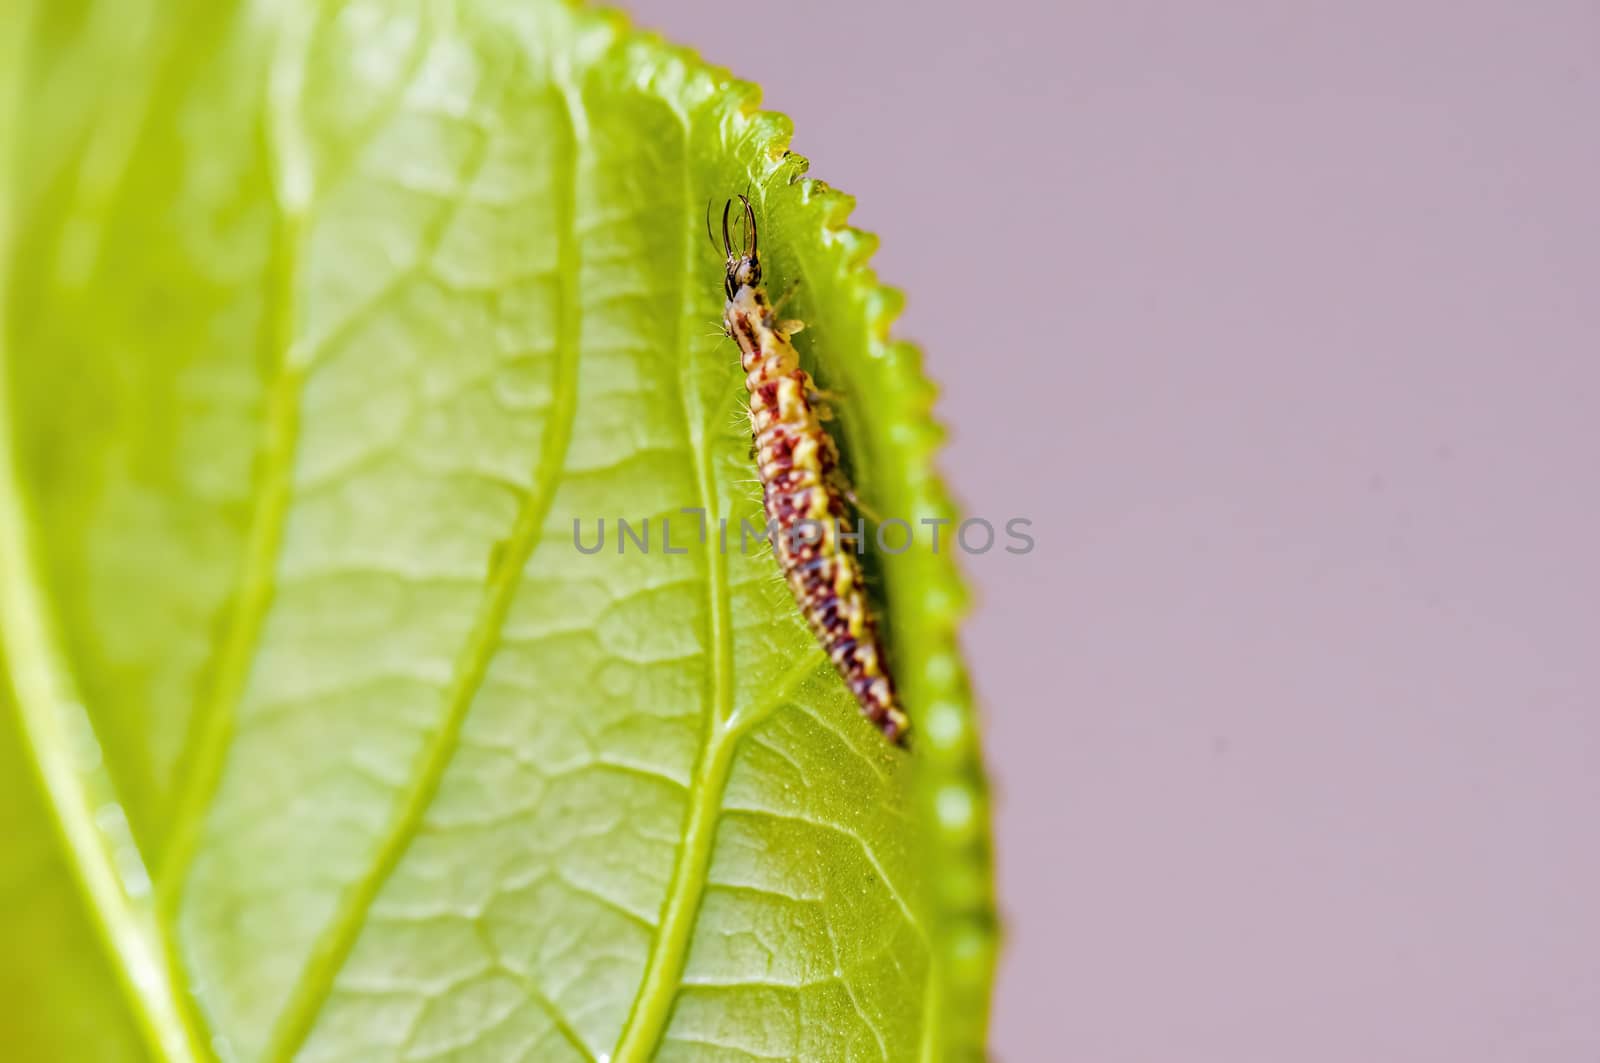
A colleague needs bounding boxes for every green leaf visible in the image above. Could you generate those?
[0,1,995,1060]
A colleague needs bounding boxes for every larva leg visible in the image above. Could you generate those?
[836,478,882,524]
[774,288,805,337]
[805,387,845,425]
[814,433,879,522]
[771,277,802,315]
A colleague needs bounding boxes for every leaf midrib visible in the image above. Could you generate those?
[0,404,215,1063]
[0,4,209,1060]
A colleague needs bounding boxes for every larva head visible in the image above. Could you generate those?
[712,194,761,299]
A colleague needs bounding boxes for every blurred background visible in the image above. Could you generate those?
[622,1,1600,1059]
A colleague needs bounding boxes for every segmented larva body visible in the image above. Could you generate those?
[718,196,909,743]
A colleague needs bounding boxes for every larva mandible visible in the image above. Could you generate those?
[715,194,909,744]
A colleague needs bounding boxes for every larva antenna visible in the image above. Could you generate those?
[704,199,722,256]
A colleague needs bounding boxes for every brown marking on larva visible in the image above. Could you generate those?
[717,195,909,744]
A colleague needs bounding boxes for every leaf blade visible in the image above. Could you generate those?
[1,2,996,1060]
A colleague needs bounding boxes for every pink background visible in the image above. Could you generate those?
[622,1,1600,1059]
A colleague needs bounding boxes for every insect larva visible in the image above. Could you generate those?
[715,195,909,744]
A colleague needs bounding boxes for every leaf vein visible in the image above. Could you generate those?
[260,77,587,1061]
[609,123,739,1063]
